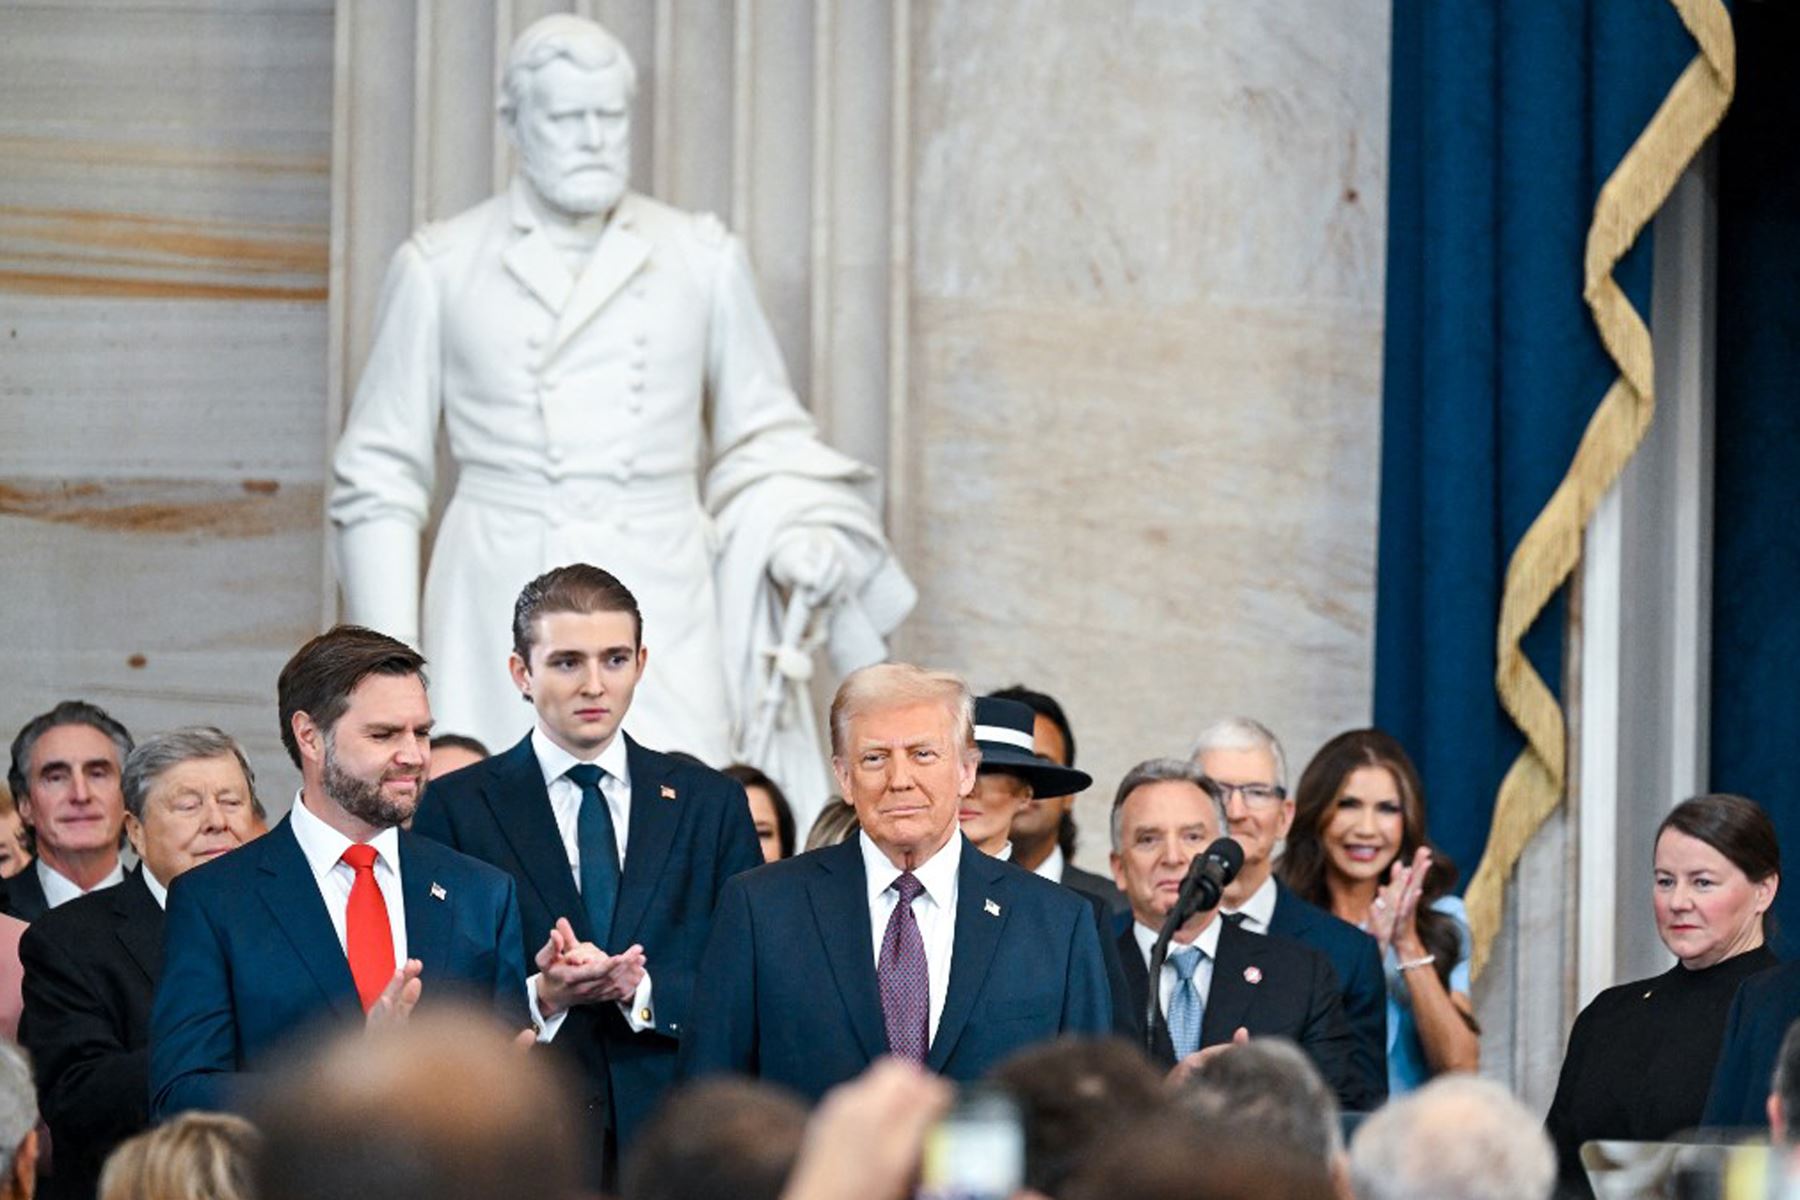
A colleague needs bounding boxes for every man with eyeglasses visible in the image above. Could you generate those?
[1191,718,1387,1110]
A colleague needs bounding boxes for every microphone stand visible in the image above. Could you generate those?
[1144,875,1214,1058]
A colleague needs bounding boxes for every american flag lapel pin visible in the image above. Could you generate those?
[430,882,447,901]
[1243,966,1263,985]
[984,898,1001,917]
[660,783,677,800]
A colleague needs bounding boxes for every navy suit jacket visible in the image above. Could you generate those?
[1114,918,1360,1109]
[149,816,527,1119]
[410,734,762,1152]
[1701,958,1797,1129]
[1266,881,1388,1110]
[678,835,1113,1100]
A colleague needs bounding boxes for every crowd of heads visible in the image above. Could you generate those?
[0,552,1788,1200]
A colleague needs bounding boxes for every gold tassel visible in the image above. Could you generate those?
[1467,0,1735,979]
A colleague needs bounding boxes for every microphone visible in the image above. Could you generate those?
[1168,838,1245,928]
[1144,837,1246,1057]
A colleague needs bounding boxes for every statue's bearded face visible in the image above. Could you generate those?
[514,56,632,218]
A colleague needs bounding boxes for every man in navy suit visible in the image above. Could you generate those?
[1193,717,1387,1109]
[679,663,1112,1099]
[1702,959,1800,1129]
[412,564,763,1172]
[1106,757,1360,1107]
[150,626,536,1119]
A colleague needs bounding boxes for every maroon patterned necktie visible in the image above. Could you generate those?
[878,871,929,1061]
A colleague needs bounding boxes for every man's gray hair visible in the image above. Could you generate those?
[498,14,638,124]
[1178,1038,1342,1166]
[1349,1076,1555,1200]
[1772,1016,1800,1146]
[1188,717,1288,792]
[122,727,264,822]
[1109,758,1225,852]
[0,1040,36,1181]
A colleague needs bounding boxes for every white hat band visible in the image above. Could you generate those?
[974,724,1036,752]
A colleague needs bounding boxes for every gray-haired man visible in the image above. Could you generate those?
[3,701,135,923]
[19,727,265,1200]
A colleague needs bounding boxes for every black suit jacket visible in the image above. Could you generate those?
[19,869,159,1200]
[1702,958,1798,1128]
[1114,918,1360,1108]
[0,865,50,924]
[411,734,763,1158]
[1063,862,1129,915]
[1265,881,1388,1110]
[679,835,1114,1100]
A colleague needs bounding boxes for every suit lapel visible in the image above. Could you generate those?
[112,869,163,984]
[610,737,679,948]
[1201,920,1256,1046]
[399,833,453,983]
[257,819,361,1019]
[484,738,589,942]
[807,841,886,1060]
[550,196,649,355]
[927,841,1007,1071]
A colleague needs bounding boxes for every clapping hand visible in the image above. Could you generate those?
[1370,846,1431,956]
[366,959,424,1030]
[534,917,648,1018]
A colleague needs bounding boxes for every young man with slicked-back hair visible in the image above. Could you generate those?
[413,563,762,1184]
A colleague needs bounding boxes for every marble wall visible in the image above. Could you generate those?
[895,0,1390,868]
[0,0,335,800]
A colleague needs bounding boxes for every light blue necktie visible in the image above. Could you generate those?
[1166,944,1206,1059]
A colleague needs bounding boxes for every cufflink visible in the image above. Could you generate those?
[639,1008,653,1022]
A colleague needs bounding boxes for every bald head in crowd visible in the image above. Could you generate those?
[1349,1075,1555,1200]
[252,1007,580,1200]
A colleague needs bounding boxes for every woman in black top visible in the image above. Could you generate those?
[1545,794,1780,1197]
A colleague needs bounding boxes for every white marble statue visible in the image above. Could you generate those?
[329,14,913,825]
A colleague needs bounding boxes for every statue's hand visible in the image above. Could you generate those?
[770,528,849,603]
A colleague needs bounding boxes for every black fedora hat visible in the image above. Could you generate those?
[973,696,1092,799]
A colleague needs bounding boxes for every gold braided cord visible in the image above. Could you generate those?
[1464,0,1735,979]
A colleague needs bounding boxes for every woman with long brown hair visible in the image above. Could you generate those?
[1280,729,1478,1094]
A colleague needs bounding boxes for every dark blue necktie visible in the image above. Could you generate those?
[565,764,621,946]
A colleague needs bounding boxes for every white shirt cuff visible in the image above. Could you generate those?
[526,973,569,1043]
[619,970,655,1032]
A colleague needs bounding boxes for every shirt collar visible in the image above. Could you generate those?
[141,866,168,910]
[992,841,1014,862]
[37,857,125,909]
[288,790,402,883]
[533,726,632,792]
[1132,910,1224,964]
[1033,843,1065,883]
[1225,873,1279,931]
[860,829,962,910]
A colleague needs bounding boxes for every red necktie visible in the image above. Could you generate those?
[342,843,395,1011]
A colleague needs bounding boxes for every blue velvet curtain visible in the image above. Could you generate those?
[1375,2,1703,886]
[1709,1,1800,955]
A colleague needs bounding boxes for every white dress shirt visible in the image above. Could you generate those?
[1031,843,1065,883]
[861,830,960,1047]
[288,792,409,961]
[37,857,126,912]
[1222,873,1278,935]
[1133,916,1223,1019]
[142,867,168,910]
[530,727,655,1031]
